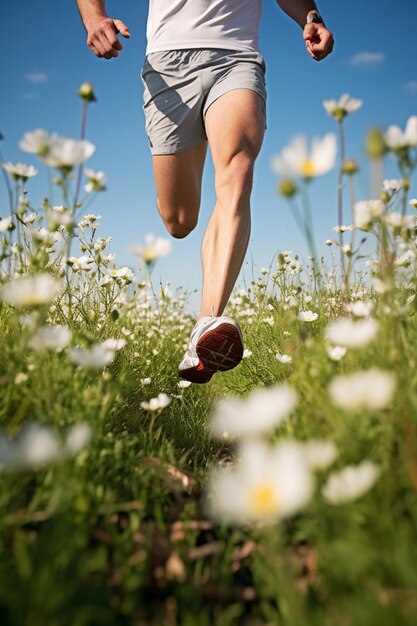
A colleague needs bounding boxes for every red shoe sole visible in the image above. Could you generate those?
[196,323,244,372]
[178,360,214,384]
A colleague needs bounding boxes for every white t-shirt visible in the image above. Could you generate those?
[146,0,263,54]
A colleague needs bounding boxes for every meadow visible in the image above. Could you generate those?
[0,85,417,625]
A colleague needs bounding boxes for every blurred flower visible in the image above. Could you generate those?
[409,198,417,209]
[278,178,298,197]
[326,318,378,348]
[242,349,252,358]
[140,393,172,411]
[2,162,37,181]
[84,169,106,192]
[108,267,134,283]
[382,178,403,193]
[333,224,353,233]
[19,129,52,157]
[69,343,117,370]
[346,300,373,318]
[100,338,126,352]
[0,274,63,307]
[140,377,152,385]
[323,94,363,121]
[384,115,417,151]
[0,422,92,471]
[15,372,28,385]
[353,199,384,230]
[43,135,95,169]
[64,423,92,456]
[327,345,347,361]
[130,233,173,267]
[302,440,338,470]
[322,461,380,504]
[67,256,94,272]
[207,440,313,525]
[328,368,396,411]
[0,216,13,232]
[47,205,74,230]
[272,133,337,179]
[276,353,293,364]
[209,384,297,439]
[341,158,359,175]
[384,212,415,230]
[297,310,318,322]
[365,127,386,159]
[78,81,96,102]
[27,325,72,351]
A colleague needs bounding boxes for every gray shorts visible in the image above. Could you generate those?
[141,48,267,155]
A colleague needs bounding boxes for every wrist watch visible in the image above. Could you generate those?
[306,11,326,27]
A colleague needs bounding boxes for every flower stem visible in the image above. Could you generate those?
[73,100,89,210]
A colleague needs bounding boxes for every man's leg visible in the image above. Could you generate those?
[152,142,207,239]
[200,89,265,318]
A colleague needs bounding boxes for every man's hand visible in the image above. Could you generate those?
[303,23,334,61]
[85,16,130,59]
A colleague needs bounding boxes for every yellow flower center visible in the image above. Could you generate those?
[300,160,316,178]
[251,483,276,514]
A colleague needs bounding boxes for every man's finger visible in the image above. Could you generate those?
[95,31,120,57]
[103,23,123,50]
[87,39,103,58]
[113,19,131,38]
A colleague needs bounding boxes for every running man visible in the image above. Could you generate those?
[77,1,334,383]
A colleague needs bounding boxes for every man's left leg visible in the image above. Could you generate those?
[201,88,265,317]
[178,88,265,383]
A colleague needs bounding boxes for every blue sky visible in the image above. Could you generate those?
[1,0,416,314]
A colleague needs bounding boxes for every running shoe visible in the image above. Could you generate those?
[178,314,244,384]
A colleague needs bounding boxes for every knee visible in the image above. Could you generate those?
[216,152,255,202]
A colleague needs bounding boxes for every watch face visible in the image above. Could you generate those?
[307,12,324,25]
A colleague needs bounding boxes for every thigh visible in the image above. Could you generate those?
[205,89,265,169]
[152,141,208,221]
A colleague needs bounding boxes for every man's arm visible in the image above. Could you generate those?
[275,0,334,61]
[77,0,130,60]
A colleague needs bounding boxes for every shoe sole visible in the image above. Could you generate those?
[178,364,214,384]
[196,323,244,372]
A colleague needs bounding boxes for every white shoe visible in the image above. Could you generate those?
[178,314,244,384]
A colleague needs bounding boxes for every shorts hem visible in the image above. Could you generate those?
[204,85,266,117]
[149,137,207,156]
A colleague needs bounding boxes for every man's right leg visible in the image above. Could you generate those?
[152,142,207,239]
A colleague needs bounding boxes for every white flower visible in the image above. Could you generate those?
[19,129,52,156]
[209,384,297,439]
[47,205,74,229]
[276,353,293,364]
[207,440,313,525]
[84,169,106,192]
[384,115,417,150]
[322,461,380,504]
[263,315,274,325]
[140,393,171,411]
[130,233,173,266]
[140,377,152,385]
[178,380,192,388]
[100,338,126,352]
[332,224,353,233]
[0,424,59,470]
[0,216,13,232]
[42,135,95,169]
[323,94,363,119]
[2,162,38,180]
[382,178,403,193]
[108,267,134,283]
[353,199,384,230]
[326,318,378,348]
[328,368,396,411]
[346,300,373,318]
[64,423,92,456]
[0,274,63,307]
[15,372,29,385]
[67,256,94,272]
[327,345,347,361]
[384,212,416,230]
[297,310,318,322]
[0,422,92,471]
[69,343,116,370]
[272,133,337,179]
[409,198,417,209]
[27,325,72,351]
[242,349,252,358]
[79,214,101,230]
[302,440,338,470]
